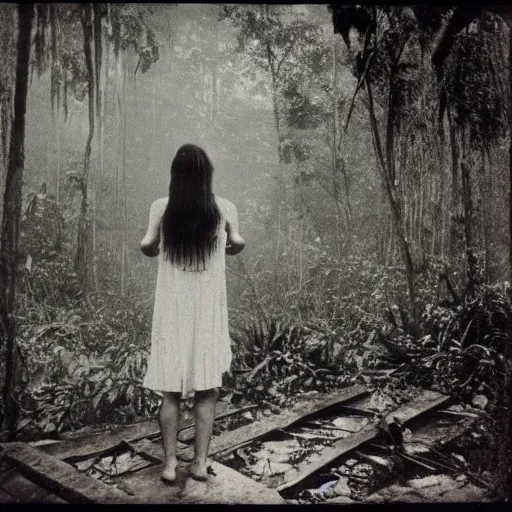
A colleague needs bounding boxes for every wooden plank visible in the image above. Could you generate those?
[40,400,246,462]
[0,471,67,503]
[118,459,285,504]
[277,390,450,499]
[39,420,160,460]
[178,385,369,462]
[0,488,17,503]
[0,443,144,504]
[63,439,186,466]
[336,405,376,417]
[385,390,451,425]
[129,438,164,463]
[411,416,476,448]
[277,425,378,499]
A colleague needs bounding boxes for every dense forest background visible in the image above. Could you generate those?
[0,3,511,498]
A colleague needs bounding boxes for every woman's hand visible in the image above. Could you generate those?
[140,237,160,257]
[141,199,164,258]
[225,222,245,255]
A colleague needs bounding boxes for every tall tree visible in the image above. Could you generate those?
[75,3,97,292]
[0,3,34,440]
[509,24,512,281]
[221,5,327,290]
[330,5,421,320]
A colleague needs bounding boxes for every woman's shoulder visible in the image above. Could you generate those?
[151,197,168,212]
[214,195,236,212]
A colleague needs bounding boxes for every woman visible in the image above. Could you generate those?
[140,144,245,483]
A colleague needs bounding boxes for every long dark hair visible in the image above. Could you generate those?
[161,144,221,269]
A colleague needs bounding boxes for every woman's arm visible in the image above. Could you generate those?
[225,202,245,256]
[140,200,163,257]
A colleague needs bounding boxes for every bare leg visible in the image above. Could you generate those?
[159,391,181,482]
[190,388,219,480]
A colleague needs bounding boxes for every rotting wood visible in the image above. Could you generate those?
[63,439,185,467]
[39,420,159,460]
[385,390,451,425]
[402,451,462,474]
[335,405,376,417]
[117,457,286,504]
[178,385,369,462]
[66,439,163,477]
[0,466,18,488]
[128,438,164,464]
[412,416,476,449]
[277,390,450,499]
[437,409,479,419]
[0,471,67,503]
[0,487,17,504]
[277,425,378,499]
[39,401,243,461]
[397,452,439,472]
[0,443,144,504]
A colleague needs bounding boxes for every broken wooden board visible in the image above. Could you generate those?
[62,438,186,470]
[117,459,285,504]
[277,389,450,499]
[39,400,243,461]
[178,385,369,462]
[129,438,164,463]
[277,425,378,499]
[38,420,160,460]
[0,488,17,504]
[410,415,476,451]
[0,470,67,503]
[335,405,376,417]
[0,443,145,504]
[385,390,451,425]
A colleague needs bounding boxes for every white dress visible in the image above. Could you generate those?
[142,195,237,394]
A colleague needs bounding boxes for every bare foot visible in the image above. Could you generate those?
[189,460,208,481]
[161,461,177,484]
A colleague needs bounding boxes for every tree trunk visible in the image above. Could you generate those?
[212,20,219,122]
[440,172,447,259]
[480,148,490,282]
[45,120,50,185]
[331,37,342,257]
[366,78,417,321]
[418,169,425,262]
[55,111,61,203]
[460,146,473,252]
[265,38,286,284]
[121,65,128,297]
[115,53,122,287]
[510,25,512,282]
[447,108,460,259]
[75,4,96,293]
[0,3,34,440]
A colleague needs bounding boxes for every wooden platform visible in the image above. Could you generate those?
[0,442,284,504]
[0,385,370,504]
[0,463,67,504]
